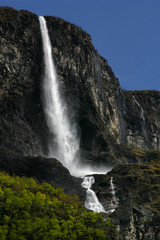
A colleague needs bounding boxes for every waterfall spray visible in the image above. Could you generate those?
[39,16,79,175]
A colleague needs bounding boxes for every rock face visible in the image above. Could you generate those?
[93,163,160,239]
[120,90,160,150]
[0,7,48,156]
[45,16,160,159]
[0,7,160,165]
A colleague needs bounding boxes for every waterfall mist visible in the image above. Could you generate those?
[39,16,110,176]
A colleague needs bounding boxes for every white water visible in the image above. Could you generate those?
[39,16,111,213]
[132,95,149,145]
[132,95,145,122]
[82,176,106,213]
[39,16,79,175]
[110,177,118,208]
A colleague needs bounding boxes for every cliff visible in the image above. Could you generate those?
[0,7,160,166]
[93,163,160,239]
[0,7,46,156]
[0,7,160,239]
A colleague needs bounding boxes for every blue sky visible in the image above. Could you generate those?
[0,0,160,91]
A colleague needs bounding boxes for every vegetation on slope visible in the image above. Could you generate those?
[0,171,115,240]
[0,7,36,21]
[0,7,19,21]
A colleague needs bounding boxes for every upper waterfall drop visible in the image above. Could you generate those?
[39,16,80,175]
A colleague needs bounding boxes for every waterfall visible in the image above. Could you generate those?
[110,177,118,209]
[39,16,79,175]
[132,95,149,146]
[39,16,111,214]
[82,176,106,213]
[132,95,145,122]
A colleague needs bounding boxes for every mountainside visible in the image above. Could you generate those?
[0,7,160,165]
[0,7,160,240]
[93,163,160,239]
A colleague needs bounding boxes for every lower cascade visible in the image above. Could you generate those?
[39,16,115,213]
[82,176,106,213]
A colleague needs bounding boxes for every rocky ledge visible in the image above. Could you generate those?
[0,152,85,201]
[93,163,160,239]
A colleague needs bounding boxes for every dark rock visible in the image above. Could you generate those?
[0,7,49,156]
[92,164,160,239]
[121,90,160,150]
[0,151,85,201]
